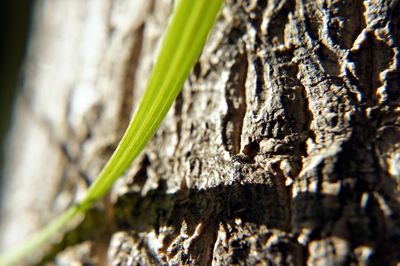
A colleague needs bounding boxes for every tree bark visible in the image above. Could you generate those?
[1,0,399,265]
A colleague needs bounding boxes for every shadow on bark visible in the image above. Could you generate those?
[38,177,400,265]
[112,179,400,265]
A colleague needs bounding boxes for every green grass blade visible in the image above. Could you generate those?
[0,0,224,265]
[83,0,224,202]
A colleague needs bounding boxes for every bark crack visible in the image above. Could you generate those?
[222,47,249,155]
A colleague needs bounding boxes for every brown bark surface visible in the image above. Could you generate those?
[1,0,399,265]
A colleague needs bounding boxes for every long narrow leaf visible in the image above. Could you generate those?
[0,0,224,265]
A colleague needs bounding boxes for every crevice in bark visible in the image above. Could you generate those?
[300,0,321,43]
[174,90,184,155]
[266,0,295,46]
[253,55,265,101]
[348,31,394,106]
[246,0,267,31]
[130,154,151,189]
[326,0,366,49]
[222,48,248,155]
[316,42,341,77]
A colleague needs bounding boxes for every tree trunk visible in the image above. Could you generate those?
[1,0,399,265]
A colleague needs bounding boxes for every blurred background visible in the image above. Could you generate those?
[0,2,33,191]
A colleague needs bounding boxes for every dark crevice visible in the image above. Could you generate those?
[327,0,366,49]
[253,55,265,97]
[348,31,394,106]
[130,154,151,188]
[316,42,341,76]
[298,79,314,156]
[247,0,267,31]
[385,0,400,102]
[222,48,248,155]
[192,61,202,79]
[300,0,321,43]
[241,140,260,161]
[266,0,295,46]
[174,90,184,155]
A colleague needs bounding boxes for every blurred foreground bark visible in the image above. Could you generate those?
[1,0,399,265]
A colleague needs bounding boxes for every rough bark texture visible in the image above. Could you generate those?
[1,0,399,265]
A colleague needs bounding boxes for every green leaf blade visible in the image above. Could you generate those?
[84,0,224,202]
